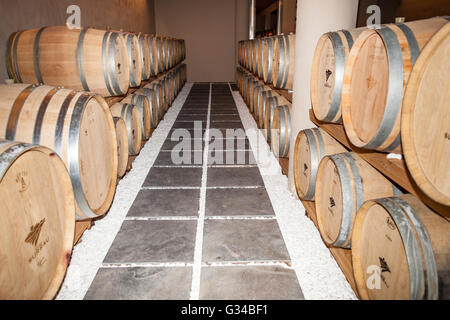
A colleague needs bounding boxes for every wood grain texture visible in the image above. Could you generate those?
[0,140,75,299]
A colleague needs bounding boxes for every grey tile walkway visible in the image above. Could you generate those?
[199,266,304,300]
[128,189,200,217]
[205,187,274,216]
[104,220,197,263]
[85,82,303,300]
[202,219,290,262]
[85,267,192,300]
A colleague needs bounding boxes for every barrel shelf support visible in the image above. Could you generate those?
[309,110,450,220]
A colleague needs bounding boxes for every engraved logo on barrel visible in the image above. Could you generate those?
[16,171,30,192]
[25,218,45,247]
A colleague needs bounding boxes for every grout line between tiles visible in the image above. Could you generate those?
[100,260,293,269]
[189,83,212,300]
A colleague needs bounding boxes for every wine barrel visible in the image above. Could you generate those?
[293,128,347,200]
[162,37,169,70]
[249,79,263,116]
[121,93,151,140]
[341,17,449,153]
[134,87,159,128]
[402,22,450,206]
[272,34,295,90]
[352,194,450,300]
[148,35,161,76]
[254,85,272,128]
[110,103,142,156]
[252,38,262,76]
[136,33,151,80]
[6,26,129,97]
[248,41,254,72]
[158,75,170,112]
[0,140,75,300]
[262,37,276,83]
[113,117,128,178]
[121,32,142,88]
[271,104,292,158]
[311,28,365,123]
[264,94,290,141]
[144,81,164,120]
[0,84,117,220]
[315,152,401,248]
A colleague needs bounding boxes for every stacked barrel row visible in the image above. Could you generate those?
[294,17,450,300]
[6,26,186,97]
[0,25,187,299]
[238,34,295,90]
[236,66,291,159]
[111,63,187,178]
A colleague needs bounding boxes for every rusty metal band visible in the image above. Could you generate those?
[76,28,90,91]
[12,31,24,82]
[33,27,47,84]
[5,85,36,140]
[33,87,58,145]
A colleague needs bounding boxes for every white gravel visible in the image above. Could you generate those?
[231,87,357,300]
[56,83,193,300]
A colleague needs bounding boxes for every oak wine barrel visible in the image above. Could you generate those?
[352,194,450,300]
[262,37,276,83]
[264,94,290,141]
[121,32,142,87]
[341,17,449,153]
[402,22,450,206]
[134,87,159,128]
[113,117,128,178]
[0,140,74,299]
[315,152,401,248]
[0,84,118,220]
[144,80,164,120]
[293,128,347,201]
[272,34,295,90]
[121,93,151,140]
[311,28,365,123]
[271,104,292,158]
[253,85,271,128]
[6,26,129,97]
[136,33,151,80]
[110,103,142,156]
